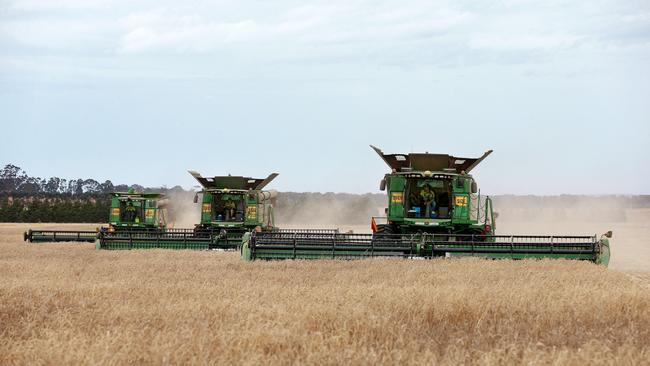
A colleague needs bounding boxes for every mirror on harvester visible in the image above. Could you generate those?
[193,193,198,203]
[471,181,478,194]
[379,179,386,191]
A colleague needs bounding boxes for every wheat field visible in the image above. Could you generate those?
[1,223,649,365]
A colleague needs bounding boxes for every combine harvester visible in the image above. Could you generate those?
[24,189,168,243]
[241,146,612,266]
[96,171,284,250]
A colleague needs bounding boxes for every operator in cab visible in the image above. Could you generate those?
[223,198,236,221]
[420,184,437,218]
[125,198,138,223]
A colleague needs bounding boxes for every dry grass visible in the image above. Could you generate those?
[1,223,649,365]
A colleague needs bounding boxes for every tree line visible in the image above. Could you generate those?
[0,164,143,194]
[0,164,151,223]
[0,194,109,223]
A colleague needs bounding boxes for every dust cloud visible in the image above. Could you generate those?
[278,194,650,272]
[274,193,383,233]
[164,190,200,229]
[493,196,650,272]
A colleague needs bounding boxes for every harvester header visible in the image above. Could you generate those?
[370,145,493,173]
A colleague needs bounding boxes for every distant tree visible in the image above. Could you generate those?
[0,164,25,192]
[131,184,145,192]
[114,184,129,192]
[98,180,114,193]
[20,177,43,194]
[81,179,100,193]
[43,177,63,193]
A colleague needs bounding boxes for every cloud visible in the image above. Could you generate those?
[0,18,117,49]
[119,16,262,53]
[469,34,583,50]
[7,0,120,11]
[1,0,649,76]
[116,5,475,53]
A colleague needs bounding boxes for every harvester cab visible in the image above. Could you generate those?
[370,145,495,236]
[108,189,168,231]
[189,170,278,235]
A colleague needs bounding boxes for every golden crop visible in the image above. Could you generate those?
[1,224,649,365]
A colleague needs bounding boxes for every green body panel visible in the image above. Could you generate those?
[241,233,253,261]
[388,176,406,219]
[201,192,212,223]
[596,238,610,266]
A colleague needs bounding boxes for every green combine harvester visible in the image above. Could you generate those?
[24,189,168,243]
[241,146,612,265]
[95,171,281,250]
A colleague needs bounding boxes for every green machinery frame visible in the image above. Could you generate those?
[24,189,168,243]
[95,171,279,250]
[242,146,612,265]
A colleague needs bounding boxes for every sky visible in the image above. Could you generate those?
[1,0,649,195]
